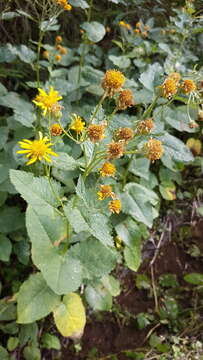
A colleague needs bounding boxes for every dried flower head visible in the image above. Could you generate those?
[55,36,63,44]
[143,138,164,161]
[119,21,131,30]
[168,72,181,84]
[50,123,63,136]
[108,199,121,214]
[59,46,68,55]
[181,79,196,94]
[99,162,116,177]
[186,138,202,156]
[116,127,134,143]
[70,115,85,134]
[117,89,134,110]
[189,121,199,129]
[107,141,125,159]
[87,123,106,143]
[42,50,50,60]
[97,185,114,200]
[55,54,61,62]
[33,87,62,117]
[17,132,58,165]
[161,78,177,98]
[56,0,72,11]
[136,118,154,135]
[102,69,125,97]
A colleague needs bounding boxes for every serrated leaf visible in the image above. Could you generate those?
[52,152,78,171]
[124,245,141,272]
[26,206,82,295]
[53,293,86,339]
[17,273,60,324]
[160,132,194,163]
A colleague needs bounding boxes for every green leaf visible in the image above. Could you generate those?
[184,273,203,286]
[129,157,150,180]
[0,235,12,262]
[10,170,62,211]
[0,346,9,360]
[101,275,120,296]
[7,337,19,351]
[159,181,176,200]
[41,333,61,350]
[124,245,141,272]
[0,206,25,234]
[109,55,131,69]
[19,323,38,347]
[69,0,89,8]
[26,206,82,295]
[160,132,194,163]
[69,238,118,280]
[0,127,9,149]
[23,345,41,360]
[85,284,112,311]
[53,293,86,339]
[52,152,79,171]
[139,63,162,91]
[81,22,106,43]
[17,273,60,324]
[0,301,16,321]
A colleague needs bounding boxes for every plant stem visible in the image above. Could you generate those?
[142,95,159,119]
[90,92,107,123]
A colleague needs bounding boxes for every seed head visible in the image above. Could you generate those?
[107,141,125,159]
[136,118,154,135]
[42,50,50,60]
[116,127,134,143]
[102,69,125,97]
[181,79,196,94]
[50,123,63,136]
[186,138,201,156]
[55,54,61,62]
[99,162,116,177]
[117,89,134,110]
[108,199,121,214]
[168,72,181,84]
[55,36,63,44]
[161,78,177,98]
[87,124,106,143]
[143,138,164,162]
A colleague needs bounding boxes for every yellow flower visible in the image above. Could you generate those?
[56,0,72,11]
[33,87,62,116]
[55,54,61,62]
[119,21,131,30]
[108,199,121,214]
[181,79,196,94]
[50,123,63,136]
[17,132,58,165]
[97,185,114,200]
[143,138,164,162]
[55,35,63,44]
[70,115,85,134]
[99,162,116,177]
[161,78,177,98]
[168,72,181,84]
[102,69,125,97]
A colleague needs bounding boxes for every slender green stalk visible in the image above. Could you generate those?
[90,92,107,123]
[141,95,159,119]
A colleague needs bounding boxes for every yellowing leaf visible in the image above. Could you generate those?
[53,293,86,339]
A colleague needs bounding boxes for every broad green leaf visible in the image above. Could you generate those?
[109,55,131,69]
[159,181,176,200]
[23,345,41,360]
[19,323,38,347]
[41,333,61,350]
[69,0,89,8]
[160,132,194,163]
[7,337,19,351]
[26,206,82,295]
[15,45,36,63]
[0,235,12,262]
[53,293,86,339]
[81,22,106,43]
[101,275,120,296]
[0,346,9,360]
[17,273,60,324]
[139,63,162,91]
[124,245,141,272]
[52,152,79,171]
[0,127,9,149]
[184,273,203,286]
[85,284,112,311]
[0,301,16,321]
[10,170,62,210]
[129,157,150,180]
[0,206,25,234]
[69,238,118,280]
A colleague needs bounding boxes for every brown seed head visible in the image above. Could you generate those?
[117,89,134,110]
[108,199,121,214]
[116,127,134,143]
[161,78,177,98]
[136,118,154,135]
[59,46,68,55]
[87,124,106,143]
[143,138,164,161]
[102,69,125,97]
[107,141,125,159]
[181,79,196,94]
[99,162,116,177]
[97,185,114,200]
[50,123,63,136]
[55,54,61,62]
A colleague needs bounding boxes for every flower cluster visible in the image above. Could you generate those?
[119,21,131,30]
[56,0,72,11]
[102,69,125,97]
